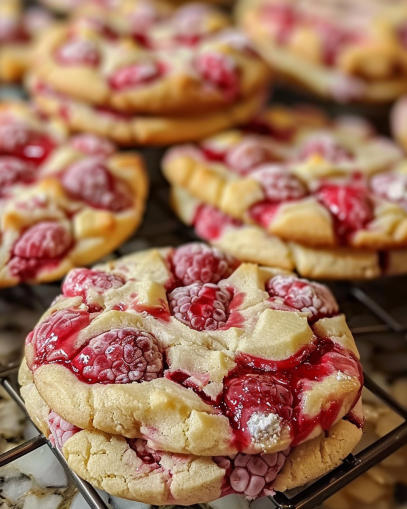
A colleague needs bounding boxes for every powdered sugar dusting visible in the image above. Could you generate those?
[247,412,282,443]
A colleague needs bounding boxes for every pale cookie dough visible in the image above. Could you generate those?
[162,105,407,250]
[237,0,407,103]
[21,243,363,457]
[0,101,148,287]
[20,366,363,505]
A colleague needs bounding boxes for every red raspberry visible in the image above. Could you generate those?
[261,3,297,44]
[251,165,307,203]
[61,157,131,212]
[0,157,35,193]
[13,221,72,259]
[0,17,26,43]
[225,137,278,175]
[62,268,124,311]
[169,282,232,331]
[129,439,162,466]
[316,184,373,237]
[297,133,352,164]
[266,274,338,321]
[0,121,31,152]
[371,172,407,211]
[197,53,239,101]
[214,449,288,499]
[70,134,115,157]
[26,308,91,369]
[109,61,162,91]
[194,204,243,241]
[56,38,100,66]
[172,243,238,286]
[71,328,163,384]
[48,411,80,449]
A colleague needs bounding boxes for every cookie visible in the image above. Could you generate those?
[22,243,363,458]
[162,105,407,251]
[170,185,407,280]
[237,0,407,103]
[0,0,53,83]
[19,367,362,505]
[31,3,271,116]
[0,101,148,287]
[27,76,265,146]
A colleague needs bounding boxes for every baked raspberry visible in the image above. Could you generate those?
[370,172,407,211]
[130,439,162,466]
[62,268,124,311]
[109,61,162,91]
[0,157,35,193]
[70,328,163,384]
[13,221,72,259]
[197,53,239,101]
[261,3,297,44]
[70,134,115,157]
[194,204,243,241]
[225,137,279,175]
[172,243,238,286]
[0,122,55,165]
[0,17,26,43]
[313,20,359,66]
[48,411,80,449]
[61,157,131,212]
[248,201,280,229]
[214,449,288,499]
[266,274,338,321]
[317,184,373,237]
[297,133,352,164]
[250,165,307,203]
[0,121,31,152]
[26,308,91,369]
[56,38,100,66]
[169,282,232,331]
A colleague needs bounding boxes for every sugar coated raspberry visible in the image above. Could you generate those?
[225,137,278,175]
[169,282,232,331]
[70,134,115,157]
[266,274,338,321]
[317,184,373,237]
[61,157,131,212]
[261,3,297,44]
[371,172,407,211]
[297,133,352,163]
[197,53,239,101]
[172,243,238,286]
[0,121,31,152]
[48,411,80,449]
[13,221,72,259]
[194,204,242,241]
[250,165,307,203]
[109,61,162,90]
[56,38,100,66]
[0,157,35,192]
[71,328,163,384]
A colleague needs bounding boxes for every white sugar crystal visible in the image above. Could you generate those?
[23,494,62,509]
[208,494,250,509]
[109,496,151,509]
[336,371,352,381]
[13,445,69,488]
[0,467,33,503]
[247,412,282,443]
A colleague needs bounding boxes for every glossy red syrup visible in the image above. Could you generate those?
[109,61,164,91]
[248,201,280,229]
[194,204,242,241]
[200,145,227,163]
[0,131,55,166]
[111,297,170,322]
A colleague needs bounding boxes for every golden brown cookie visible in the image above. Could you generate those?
[162,105,407,251]
[0,101,148,287]
[237,0,407,103]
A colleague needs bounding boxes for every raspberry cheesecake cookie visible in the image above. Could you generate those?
[0,102,148,287]
[20,365,362,505]
[0,0,53,83]
[170,185,407,280]
[237,0,407,103]
[21,243,363,463]
[162,105,407,251]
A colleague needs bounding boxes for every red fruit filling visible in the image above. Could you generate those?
[251,165,307,203]
[248,201,280,229]
[168,282,232,331]
[266,274,338,322]
[109,61,163,91]
[317,184,373,238]
[312,20,360,67]
[61,157,132,212]
[194,204,243,241]
[62,268,124,311]
[297,134,352,163]
[172,243,238,286]
[56,38,100,66]
[70,134,115,157]
[197,53,239,101]
[225,137,279,175]
[214,449,289,499]
[171,4,210,46]
[370,172,407,211]
[0,157,35,194]
[0,17,27,43]
[9,222,72,281]
[0,122,55,165]
[70,328,163,384]
[48,410,80,449]
[261,3,297,44]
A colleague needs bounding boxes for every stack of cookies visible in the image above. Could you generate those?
[27,0,271,146]
[19,242,364,505]
[163,104,407,280]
